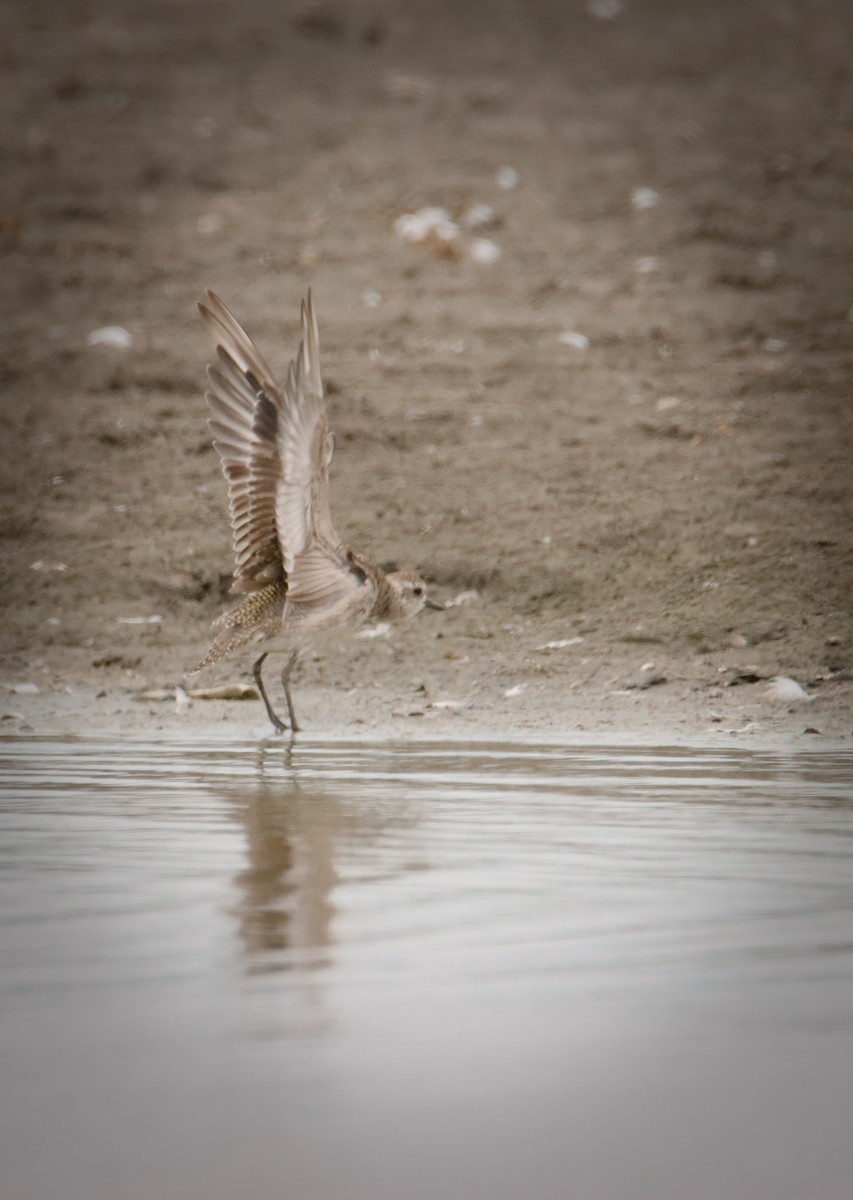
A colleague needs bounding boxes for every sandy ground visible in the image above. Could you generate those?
[1,0,852,745]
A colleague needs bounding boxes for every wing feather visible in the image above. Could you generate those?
[274,291,342,576]
[199,288,354,609]
[199,292,286,592]
[284,545,369,611]
[201,291,278,391]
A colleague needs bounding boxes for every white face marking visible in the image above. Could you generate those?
[387,572,429,619]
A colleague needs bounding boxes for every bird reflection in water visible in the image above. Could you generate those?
[210,741,425,1039]
[223,742,347,977]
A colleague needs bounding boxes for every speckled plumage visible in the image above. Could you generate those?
[191,582,288,672]
[187,290,437,732]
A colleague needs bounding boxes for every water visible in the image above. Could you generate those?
[1,735,852,1200]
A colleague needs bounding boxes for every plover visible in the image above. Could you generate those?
[188,290,439,733]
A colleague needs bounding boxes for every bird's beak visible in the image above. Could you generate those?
[425,598,445,611]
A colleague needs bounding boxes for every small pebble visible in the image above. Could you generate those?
[470,238,502,264]
[632,186,661,210]
[382,71,436,101]
[197,213,224,236]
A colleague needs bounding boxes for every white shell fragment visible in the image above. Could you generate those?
[496,166,519,190]
[559,331,590,350]
[469,238,502,264]
[355,622,392,639]
[116,615,162,625]
[631,186,661,210]
[445,590,480,608]
[503,684,527,698]
[394,207,459,244]
[30,560,67,573]
[765,676,812,703]
[536,637,585,651]
[137,684,259,702]
[87,325,134,349]
[362,289,382,308]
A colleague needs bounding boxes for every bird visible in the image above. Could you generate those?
[187,289,440,733]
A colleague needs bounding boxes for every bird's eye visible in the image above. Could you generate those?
[413,585,423,597]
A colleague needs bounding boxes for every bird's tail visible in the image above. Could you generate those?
[187,582,287,673]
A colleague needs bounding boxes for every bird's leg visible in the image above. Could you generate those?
[281,650,301,734]
[252,652,288,734]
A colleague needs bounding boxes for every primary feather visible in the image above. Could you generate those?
[198,289,347,601]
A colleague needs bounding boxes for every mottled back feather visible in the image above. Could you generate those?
[190,582,288,672]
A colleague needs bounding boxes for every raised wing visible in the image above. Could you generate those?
[200,291,284,593]
[199,290,348,603]
[274,291,342,575]
[276,294,369,611]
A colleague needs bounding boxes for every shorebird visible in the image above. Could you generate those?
[188,289,439,733]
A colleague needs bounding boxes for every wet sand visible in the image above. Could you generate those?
[2,0,852,742]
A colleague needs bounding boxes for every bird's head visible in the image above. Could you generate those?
[385,572,443,620]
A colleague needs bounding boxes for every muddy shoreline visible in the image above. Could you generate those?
[2,0,851,745]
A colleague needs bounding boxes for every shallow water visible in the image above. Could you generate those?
[1,735,852,1200]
